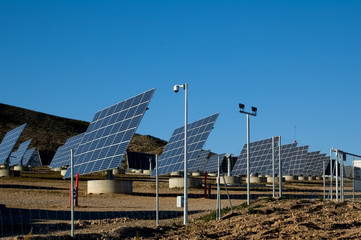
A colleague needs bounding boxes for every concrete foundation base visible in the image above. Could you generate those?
[143,170,152,175]
[266,176,285,183]
[53,167,62,172]
[0,169,10,177]
[60,169,67,176]
[0,164,6,169]
[87,180,133,194]
[170,171,182,176]
[298,176,307,181]
[265,174,272,178]
[13,166,24,171]
[220,176,241,185]
[208,173,217,177]
[308,176,316,181]
[112,169,125,175]
[169,177,203,189]
[0,169,20,177]
[192,172,201,177]
[246,176,267,183]
[316,176,323,180]
[135,169,143,174]
[284,175,296,181]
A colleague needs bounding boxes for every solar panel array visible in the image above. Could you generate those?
[304,151,320,176]
[204,153,226,173]
[0,124,27,164]
[50,133,84,169]
[283,145,309,176]
[230,135,334,177]
[231,137,280,176]
[276,142,298,174]
[189,150,211,172]
[10,139,32,166]
[152,113,219,176]
[64,89,155,178]
[22,148,41,167]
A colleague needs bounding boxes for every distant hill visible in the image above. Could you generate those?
[0,103,166,165]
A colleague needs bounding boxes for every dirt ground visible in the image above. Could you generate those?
[1,168,360,239]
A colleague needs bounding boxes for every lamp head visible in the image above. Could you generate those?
[251,106,257,114]
[173,85,180,93]
[239,103,245,111]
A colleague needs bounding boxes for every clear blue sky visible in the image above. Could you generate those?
[1,1,360,160]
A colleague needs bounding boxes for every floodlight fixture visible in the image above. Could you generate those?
[238,103,257,116]
[174,84,186,93]
[251,106,257,114]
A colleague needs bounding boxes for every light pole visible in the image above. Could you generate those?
[239,103,257,205]
[174,83,188,225]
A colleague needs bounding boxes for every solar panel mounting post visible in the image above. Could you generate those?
[70,149,74,238]
[340,153,344,202]
[278,136,282,197]
[330,148,333,200]
[272,137,275,198]
[227,155,231,176]
[155,154,159,226]
[246,114,250,205]
[335,149,339,201]
[323,154,326,200]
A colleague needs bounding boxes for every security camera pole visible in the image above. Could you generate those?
[239,103,257,205]
[174,83,188,225]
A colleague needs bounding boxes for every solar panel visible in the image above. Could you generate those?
[64,88,155,178]
[276,142,298,174]
[50,133,84,169]
[344,165,353,178]
[189,150,211,172]
[127,151,155,170]
[22,148,41,167]
[152,113,219,176]
[204,153,226,173]
[304,151,321,176]
[231,137,280,176]
[9,139,32,166]
[0,124,26,164]
[312,153,328,176]
[283,145,309,176]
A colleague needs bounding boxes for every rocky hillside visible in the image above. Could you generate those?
[0,103,166,165]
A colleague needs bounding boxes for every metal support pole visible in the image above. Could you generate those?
[221,171,234,214]
[70,149,74,238]
[278,136,282,197]
[323,156,325,200]
[227,155,231,177]
[246,114,250,205]
[330,148,333,200]
[217,155,221,221]
[155,154,159,226]
[353,156,355,202]
[340,153,344,202]
[272,137,275,198]
[183,83,188,225]
[335,149,339,201]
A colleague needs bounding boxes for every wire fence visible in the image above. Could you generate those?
[1,165,359,239]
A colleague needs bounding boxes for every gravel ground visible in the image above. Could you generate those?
[0,169,358,239]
